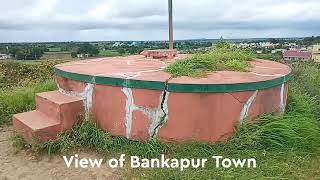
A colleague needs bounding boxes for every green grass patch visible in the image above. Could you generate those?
[292,62,320,98]
[44,51,73,55]
[12,134,28,152]
[166,46,254,77]
[31,120,167,157]
[0,79,57,125]
[99,50,121,57]
[0,60,66,88]
[42,52,73,60]
[47,47,62,52]
[255,53,283,62]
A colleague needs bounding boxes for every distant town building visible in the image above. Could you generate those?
[0,53,11,59]
[77,54,89,58]
[311,45,320,62]
[112,42,124,48]
[129,42,138,46]
[283,50,312,62]
[256,50,263,54]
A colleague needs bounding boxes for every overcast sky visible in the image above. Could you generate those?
[0,0,319,42]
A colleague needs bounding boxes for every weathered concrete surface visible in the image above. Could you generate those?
[91,85,167,140]
[157,85,288,142]
[158,92,244,142]
[141,49,178,59]
[131,111,151,140]
[132,89,163,109]
[14,55,291,143]
[54,56,291,142]
[36,91,85,129]
[92,85,127,137]
[13,111,61,143]
[13,91,84,143]
[56,76,87,93]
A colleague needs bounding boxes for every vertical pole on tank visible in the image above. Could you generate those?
[168,0,174,50]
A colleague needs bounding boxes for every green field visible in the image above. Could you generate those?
[47,47,62,52]
[42,51,73,60]
[99,50,121,57]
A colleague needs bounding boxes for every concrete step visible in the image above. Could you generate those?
[13,110,61,143]
[36,91,84,129]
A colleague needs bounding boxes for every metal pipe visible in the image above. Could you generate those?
[168,0,174,49]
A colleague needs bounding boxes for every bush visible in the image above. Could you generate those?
[0,60,65,88]
[255,115,320,152]
[166,45,253,77]
[0,79,57,125]
[292,62,320,98]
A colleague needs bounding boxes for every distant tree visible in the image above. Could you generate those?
[303,36,320,46]
[269,38,279,44]
[9,46,46,60]
[71,52,77,58]
[128,47,144,55]
[117,48,126,55]
[216,37,230,49]
[77,43,99,57]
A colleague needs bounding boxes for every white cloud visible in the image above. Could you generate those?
[30,0,58,19]
[88,0,113,19]
[0,0,319,42]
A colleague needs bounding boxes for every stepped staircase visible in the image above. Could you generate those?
[13,91,84,144]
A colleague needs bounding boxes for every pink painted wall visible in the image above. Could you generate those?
[56,77,288,142]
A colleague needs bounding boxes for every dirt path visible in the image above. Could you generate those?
[0,126,120,180]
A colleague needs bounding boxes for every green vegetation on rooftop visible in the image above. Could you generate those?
[166,42,254,77]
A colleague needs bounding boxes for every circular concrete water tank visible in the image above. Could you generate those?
[54,55,291,142]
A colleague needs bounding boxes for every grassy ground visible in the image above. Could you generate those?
[166,45,253,77]
[2,59,320,179]
[0,60,65,88]
[255,53,283,62]
[1,60,44,65]
[0,80,57,125]
[42,52,73,60]
[99,50,121,57]
[47,47,62,52]
[0,61,59,125]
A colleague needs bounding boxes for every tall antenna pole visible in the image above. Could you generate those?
[168,0,174,49]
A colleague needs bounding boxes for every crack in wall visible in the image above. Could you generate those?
[121,87,135,138]
[280,83,286,114]
[151,89,169,138]
[239,90,258,123]
[121,82,169,139]
[58,77,96,120]
[228,93,245,104]
[58,72,171,140]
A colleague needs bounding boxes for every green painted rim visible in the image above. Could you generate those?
[168,74,292,93]
[54,67,166,90]
[54,67,292,93]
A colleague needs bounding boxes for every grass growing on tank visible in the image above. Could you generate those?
[166,42,254,77]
